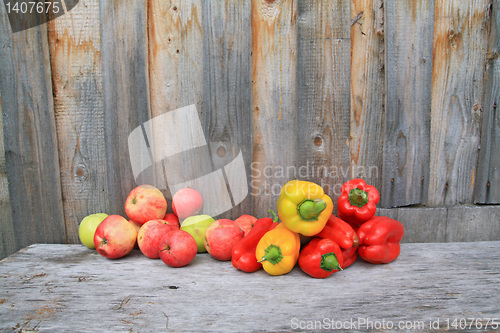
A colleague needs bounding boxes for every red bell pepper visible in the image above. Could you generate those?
[231,210,279,272]
[357,216,404,264]
[341,246,358,268]
[315,215,359,249]
[298,238,343,279]
[337,178,379,226]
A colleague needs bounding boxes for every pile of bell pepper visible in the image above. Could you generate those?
[230,178,405,278]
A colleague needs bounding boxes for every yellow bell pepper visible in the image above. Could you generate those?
[277,180,334,236]
[255,224,301,276]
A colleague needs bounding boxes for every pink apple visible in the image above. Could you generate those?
[128,220,142,248]
[234,214,258,237]
[172,188,203,220]
[137,219,179,259]
[163,212,180,229]
[94,215,137,259]
[159,230,198,267]
[203,219,244,261]
[125,185,168,225]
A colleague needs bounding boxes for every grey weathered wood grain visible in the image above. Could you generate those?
[296,0,351,207]
[202,1,252,219]
[382,0,434,208]
[148,0,203,115]
[99,0,151,217]
[251,0,298,218]
[475,0,500,204]
[378,205,500,243]
[446,205,500,242]
[377,207,448,243]
[48,0,109,244]
[374,207,399,220]
[395,206,448,243]
[0,94,16,260]
[428,0,490,206]
[0,5,66,249]
[147,0,204,206]
[350,0,385,193]
[1,243,499,332]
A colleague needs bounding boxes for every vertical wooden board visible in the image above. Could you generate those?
[148,0,203,115]
[475,0,500,204]
[446,205,500,241]
[100,0,151,216]
[382,0,434,208]
[147,0,203,205]
[428,0,490,206]
[251,0,298,217]
[296,0,351,208]
[48,0,109,243]
[0,5,66,248]
[202,1,252,219]
[351,0,385,192]
[0,94,16,259]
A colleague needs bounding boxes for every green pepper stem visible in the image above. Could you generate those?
[348,188,369,208]
[268,209,279,223]
[258,244,283,265]
[297,199,327,221]
[320,252,343,272]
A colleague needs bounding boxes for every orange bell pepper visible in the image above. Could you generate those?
[255,224,300,276]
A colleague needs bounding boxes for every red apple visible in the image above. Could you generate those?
[234,214,258,237]
[159,230,198,267]
[203,219,244,261]
[125,185,168,225]
[137,219,179,259]
[94,215,137,259]
[163,212,180,229]
[172,188,203,220]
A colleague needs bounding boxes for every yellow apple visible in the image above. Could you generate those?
[78,213,108,249]
[180,215,215,253]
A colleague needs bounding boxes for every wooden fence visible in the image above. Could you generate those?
[0,0,499,259]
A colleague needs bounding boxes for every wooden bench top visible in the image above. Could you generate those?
[1,242,499,332]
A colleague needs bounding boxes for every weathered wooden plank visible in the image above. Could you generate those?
[296,0,351,206]
[100,0,151,217]
[1,242,499,332]
[446,205,500,242]
[201,1,252,219]
[0,5,66,249]
[0,94,16,260]
[378,205,500,243]
[475,0,500,204]
[148,0,203,116]
[147,0,203,207]
[395,206,448,243]
[428,0,490,206]
[350,0,385,193]
[374,207,399,220]
[251,0,298,218]
[382,0,434,208]
[48,0,109,244]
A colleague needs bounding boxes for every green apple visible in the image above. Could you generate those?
[180,215,215,253]
[79,213,109,249]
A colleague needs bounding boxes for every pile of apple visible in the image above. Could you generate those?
[78,185,253,268]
